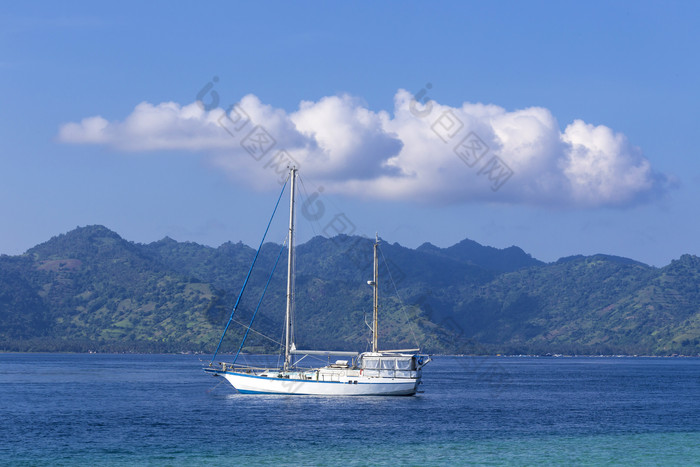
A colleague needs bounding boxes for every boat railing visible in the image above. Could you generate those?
[216,363,275,374]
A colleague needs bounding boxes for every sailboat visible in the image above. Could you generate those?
[204,167,430,395]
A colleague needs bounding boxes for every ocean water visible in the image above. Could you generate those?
[1,354,698,466]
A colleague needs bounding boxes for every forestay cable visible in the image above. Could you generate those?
[209,175,289,365]
[232,240,287,365]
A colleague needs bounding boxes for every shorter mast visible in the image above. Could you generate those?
[284,167,297,371]
[372,234,379,352]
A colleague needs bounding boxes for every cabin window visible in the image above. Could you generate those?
[362,356,416,371]
[363,358,380,369]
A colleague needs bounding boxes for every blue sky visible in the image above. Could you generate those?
[1,1,698,266]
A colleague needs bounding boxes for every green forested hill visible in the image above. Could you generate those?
[442,255,686,355]
[0,225,698,355]
[0,226,231,352]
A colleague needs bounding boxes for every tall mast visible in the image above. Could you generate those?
[372,233,379,352]
[284,167,297,371]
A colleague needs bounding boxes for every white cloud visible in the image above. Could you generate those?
[58,90,671,208]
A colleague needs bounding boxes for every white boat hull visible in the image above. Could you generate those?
[220,371,419,396]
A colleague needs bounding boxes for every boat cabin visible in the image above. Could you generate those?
[359,354,420,379]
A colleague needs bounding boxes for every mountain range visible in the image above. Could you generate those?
[1,225,698,355]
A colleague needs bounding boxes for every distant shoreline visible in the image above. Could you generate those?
[2,351,698,358]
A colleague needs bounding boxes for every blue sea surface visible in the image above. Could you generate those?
[1,354,698,466]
